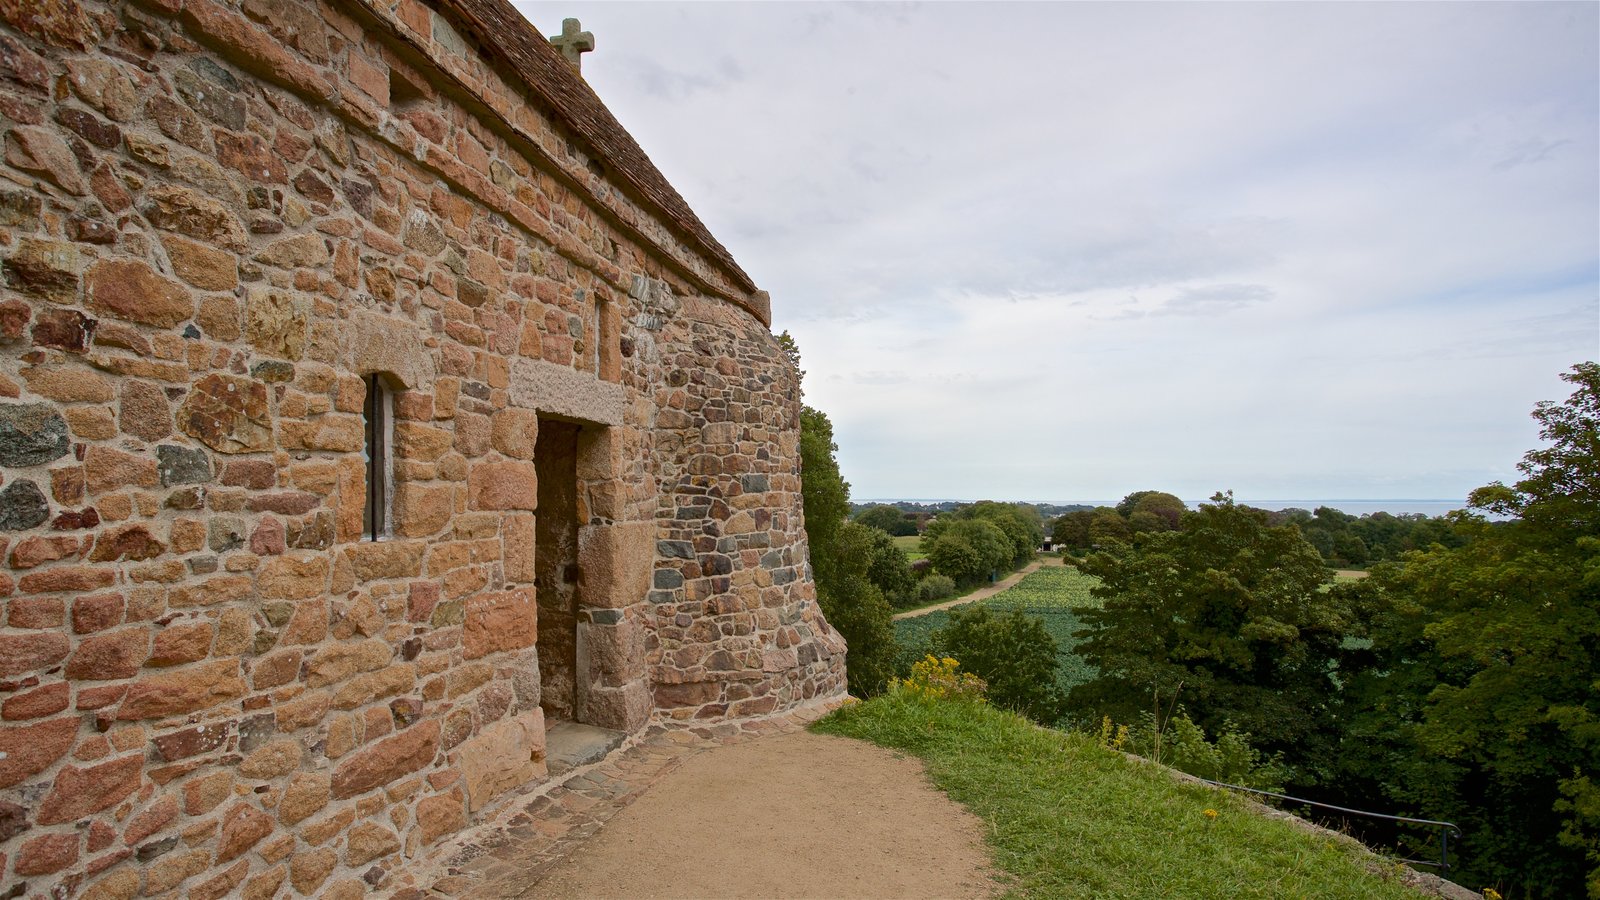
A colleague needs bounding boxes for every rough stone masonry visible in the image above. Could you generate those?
[0,0,847,895]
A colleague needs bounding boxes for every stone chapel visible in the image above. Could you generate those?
[0,0,847,893]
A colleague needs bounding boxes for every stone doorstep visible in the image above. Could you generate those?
[387,695,849,898]
[544,720,627,776]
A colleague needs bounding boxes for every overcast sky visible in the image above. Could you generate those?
[516,1,1598,504]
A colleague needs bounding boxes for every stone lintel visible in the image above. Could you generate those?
[345,308,436,391]
[508,357,624,426]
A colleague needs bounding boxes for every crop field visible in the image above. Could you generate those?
[894,565,1103,699]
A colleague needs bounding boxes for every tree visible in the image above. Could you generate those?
[1332,532,1369,566]
[1127,509,1168,534]
[1352,362,1600,897]
[934,605,1066,725]
[817,521,900,696]
[1087,507,1131,546]
[1286,505,1463,567]
[1473,361,1600,534]
[967,500,1045,563]
[856,504,917,536]
[1052,510,1095,549]
[1128,491,1186,532]
[1114,490,1160,517]
[861,525,916,605]
[924,529,980,583]
[925,518,1011,583]
[799,404,850,589]
[926,501,1043,570]
[786,332,899,696]
[1070,493,1353,766]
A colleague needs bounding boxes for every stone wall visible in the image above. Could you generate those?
[0,0,846,895]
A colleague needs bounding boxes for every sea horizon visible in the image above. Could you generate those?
[858,498,1473,518]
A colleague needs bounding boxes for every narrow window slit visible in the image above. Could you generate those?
[363,374,391,541]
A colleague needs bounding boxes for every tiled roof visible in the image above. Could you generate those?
[438,0,757,294]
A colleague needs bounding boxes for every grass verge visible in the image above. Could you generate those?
[813,691,1424,899]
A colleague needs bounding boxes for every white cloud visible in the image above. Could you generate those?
[515,1,1599,502]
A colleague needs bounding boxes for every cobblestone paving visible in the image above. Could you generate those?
[389,699,848,898]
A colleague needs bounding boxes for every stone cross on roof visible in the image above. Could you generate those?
[549,18,594,72]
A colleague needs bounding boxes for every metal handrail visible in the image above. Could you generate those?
[1197,778,1463,872]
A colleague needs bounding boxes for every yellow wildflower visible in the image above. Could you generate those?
[899,655,987,702]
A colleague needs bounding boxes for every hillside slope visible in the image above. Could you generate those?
[815,691,1475,899]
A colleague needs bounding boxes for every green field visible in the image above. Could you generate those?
[892,534,925,561]
[894,565,1102,699]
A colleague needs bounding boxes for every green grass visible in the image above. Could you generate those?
[893,534,926,561]
[814,693,1423,899]
[895,566,1103,695]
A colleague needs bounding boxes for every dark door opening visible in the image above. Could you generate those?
[535,418,581,722]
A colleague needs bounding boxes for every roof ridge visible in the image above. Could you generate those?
[435,0,758,296]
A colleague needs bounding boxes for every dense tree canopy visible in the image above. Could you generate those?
[1071,493,1355,763]
[1281,506,1465,567]
[924,517,1010,583]
[1053,491,1461,566]
[921,501,1041,583]
[1051,502,1162,551]
[1054,364,1598,895]
[799,405,851,588]
[1118,490,1185,532]
[1345,362,1600,897]
[861,524,917,606]
[967,500,1047,562]
[1051,509,1094,549]
[855,504,918,536]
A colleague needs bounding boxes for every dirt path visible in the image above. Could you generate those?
[532,731,999,899]
[893,555,1059,621]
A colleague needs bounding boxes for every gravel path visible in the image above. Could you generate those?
[399,703,1000,900]
[893,555,1059,621]
[533,730,999,899]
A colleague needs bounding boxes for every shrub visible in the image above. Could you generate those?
[934,605,1065,725]
[894,654,987,704]
[1113,711,1288,792]
[917,574,956,603]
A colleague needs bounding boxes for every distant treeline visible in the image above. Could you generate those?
[849,501,1092,536]
[1048,491,1465,567]
[1267,505,1466,566]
